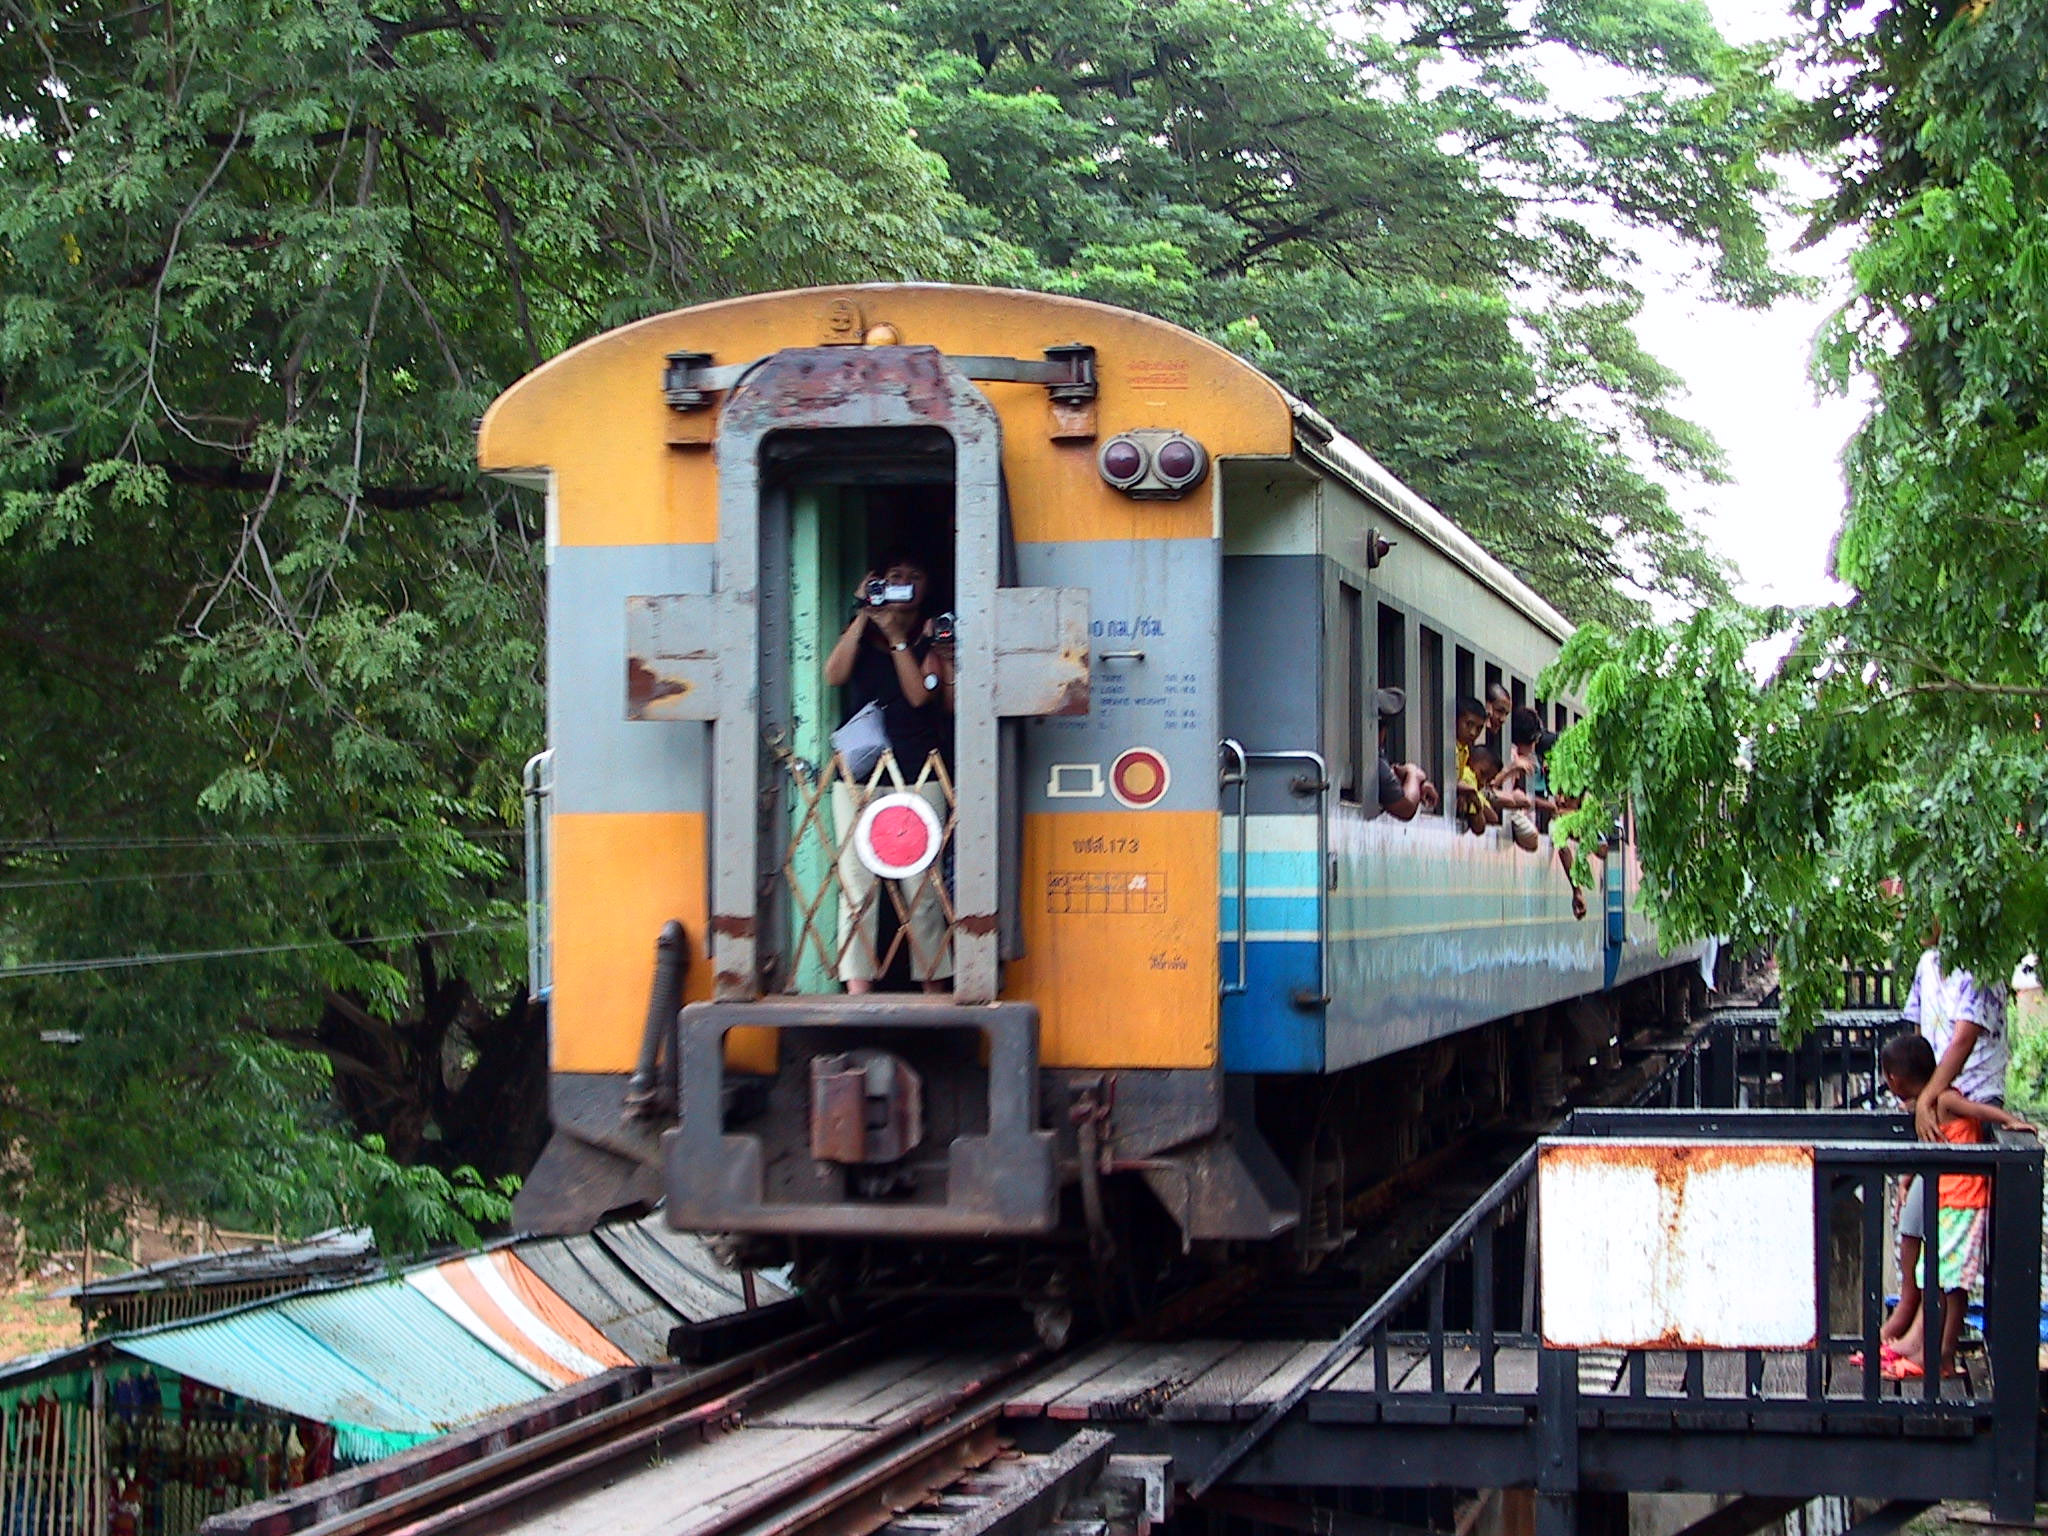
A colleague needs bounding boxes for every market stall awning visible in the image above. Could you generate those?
[118,1278,556,1439]
[404,1250,631,1386]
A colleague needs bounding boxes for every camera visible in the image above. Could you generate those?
[864,578,917,606]
[930,611,957,644]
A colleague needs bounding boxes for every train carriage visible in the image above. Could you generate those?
[483,284,1697,1285]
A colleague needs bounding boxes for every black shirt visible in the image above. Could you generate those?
[845,633,951,773]
[1376,754,1405,809]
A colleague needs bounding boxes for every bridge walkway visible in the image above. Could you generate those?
[1002,1096,2045,1535]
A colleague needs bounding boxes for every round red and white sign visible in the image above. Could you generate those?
[1108,748,1171,809]
[853,792,945,880]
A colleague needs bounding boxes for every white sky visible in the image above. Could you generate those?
[1628,0,1866,609]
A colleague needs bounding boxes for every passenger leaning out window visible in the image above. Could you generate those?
[1464,745,1505,836]
[1453,696,1488,831]
[1487,707,1546,852]
[1374,687,1438,821]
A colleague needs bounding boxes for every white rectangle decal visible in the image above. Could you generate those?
[1538,1140,1816,1350]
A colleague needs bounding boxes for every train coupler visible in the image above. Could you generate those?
[664,998,1057,1238]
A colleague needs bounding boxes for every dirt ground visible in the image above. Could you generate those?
[0,1278,83,1360]
[1902,1505,2042,1536]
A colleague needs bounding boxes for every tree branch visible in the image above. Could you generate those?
[162,460,464,510]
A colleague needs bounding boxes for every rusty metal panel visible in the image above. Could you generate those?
[1537,1138,1816,1350]
[993,586,1091,718]
[625,593,724,721]
[711,346,1007,1000]
[808,1050,924,1164]
[809,1060,871,1163]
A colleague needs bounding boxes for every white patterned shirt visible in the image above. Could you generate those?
[1903,948,2009,1103]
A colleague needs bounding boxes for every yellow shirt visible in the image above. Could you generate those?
[1456,740,1476,790]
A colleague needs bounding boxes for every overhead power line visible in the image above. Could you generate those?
[0,830,518,854]
[0,922,519,981]
[0,853,424,893]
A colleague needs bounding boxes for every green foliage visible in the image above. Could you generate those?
[1549,0,2048,1032]
[0,0,1813,1249]
[0,0,963,1254]
[2006,1017,2048,1118]
[883,0,1798,622]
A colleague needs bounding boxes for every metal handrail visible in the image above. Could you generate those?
[1219,739,1249,996]
[1216,742,1331,1006]
[1189,1145,1540,1496]
[1243,749,1330,1008]
[522,749,555,999]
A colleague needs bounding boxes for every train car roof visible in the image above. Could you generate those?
[478,281,1579,644]
[1286,398,1575,647]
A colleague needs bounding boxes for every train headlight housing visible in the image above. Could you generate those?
[1097,430,1210,500]
[1100,436,1147,490]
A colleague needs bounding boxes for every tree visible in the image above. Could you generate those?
[0,0,965,1253]
[882,0,1797,623]
[1541,0,2048,1028]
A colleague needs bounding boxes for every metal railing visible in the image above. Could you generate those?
[1556,1110,2041,1416]
[1842,964,1900,1010]
[1191,1147,1539,1496]
[1638,1010,1896,1113]
[1193,1101,2045,1523]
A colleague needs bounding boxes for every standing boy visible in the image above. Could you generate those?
[1878,1031,2034,1379]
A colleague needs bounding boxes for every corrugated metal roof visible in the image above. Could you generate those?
[513,1218,791,1365]
[594,1219,791,1316]
[518,1235,679,1364]
[118,1280,554,1435]
[12,1210,789,1452]
[406,1252,632,1387]
[278,1282,553,1424]
[55,1228,378,1301]
[122,1305,426,1433]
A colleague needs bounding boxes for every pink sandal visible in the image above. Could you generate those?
[1881,1354,1963,1381]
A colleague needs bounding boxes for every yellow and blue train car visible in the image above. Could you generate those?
[482,284,1696,1267]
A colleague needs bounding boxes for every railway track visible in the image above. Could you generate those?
[214,1036,1707,1536]
[208,1308,1157,1536]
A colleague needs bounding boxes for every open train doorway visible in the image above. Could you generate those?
[761,428,959,997]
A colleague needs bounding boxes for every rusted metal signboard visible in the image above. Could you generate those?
[1538,1139,1816,1350]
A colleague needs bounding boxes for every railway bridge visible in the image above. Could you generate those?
[212,1012,2048,1536]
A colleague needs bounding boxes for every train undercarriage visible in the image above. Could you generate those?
[532,936,1717,1336]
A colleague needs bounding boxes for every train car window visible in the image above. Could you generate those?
[1511,677,1527,711]
[1340,581,1364,805]
[1555,701,1569,733]
[1483,662,1505,758]
[1455,645,1475,714]
[1376,603,1406,765]
[1420,626,1446,804]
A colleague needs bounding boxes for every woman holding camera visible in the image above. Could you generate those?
[823,552,954,992]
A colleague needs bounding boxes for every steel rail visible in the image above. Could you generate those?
[392,1341,1058,1536]
[270,1318,887,1536]
[682,1344,1052,1536]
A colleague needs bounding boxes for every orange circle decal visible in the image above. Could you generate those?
[1109,748,1171,809]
